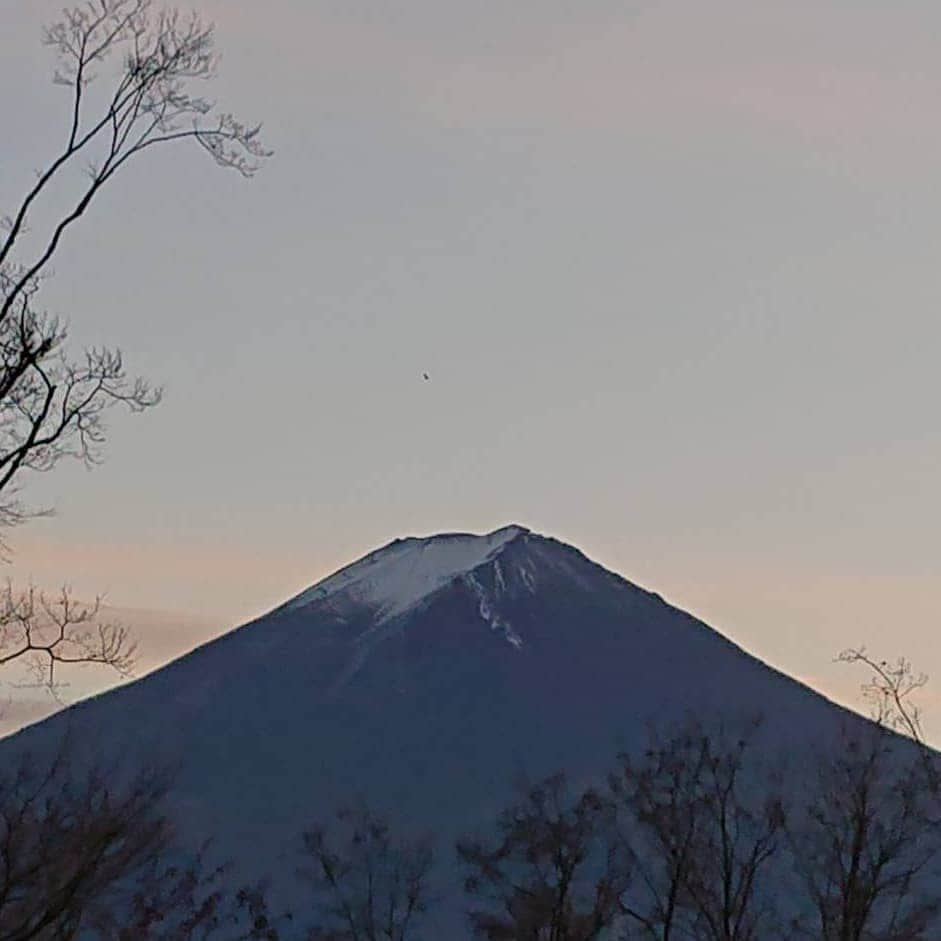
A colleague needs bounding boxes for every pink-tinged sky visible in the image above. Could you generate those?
[2,1,940,739]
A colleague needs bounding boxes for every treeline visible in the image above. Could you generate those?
[4,711,940,940]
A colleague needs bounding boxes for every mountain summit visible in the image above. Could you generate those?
[4,524,863,930]
[282,524,532,643]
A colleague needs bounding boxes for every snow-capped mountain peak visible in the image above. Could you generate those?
[286,524,529,623]
[1,523,885,937]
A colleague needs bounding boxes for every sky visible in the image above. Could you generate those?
[1,0,940,737]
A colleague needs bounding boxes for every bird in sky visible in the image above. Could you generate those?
[422,372,430,381]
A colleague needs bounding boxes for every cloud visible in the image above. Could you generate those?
[193,0,941,150]
[3,528,329,625]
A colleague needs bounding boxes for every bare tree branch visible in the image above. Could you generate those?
[0,1,268,683]
[0,739,286,939]
[789,728,941,941]
[0,584,136,692]
[0,0,269,530]
[300,805,435,941]
[837,648,928,747]
[0,741,171,940]
[612,719,785,941]
[0,0,269,288]
[458,774,631,941]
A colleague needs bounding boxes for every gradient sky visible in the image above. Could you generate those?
[2,0,941,736]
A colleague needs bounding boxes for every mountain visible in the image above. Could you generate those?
[3,524,868,932]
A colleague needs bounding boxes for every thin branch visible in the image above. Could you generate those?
[0,584,137,690]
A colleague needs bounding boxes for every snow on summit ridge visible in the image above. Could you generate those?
[286,524,530,623]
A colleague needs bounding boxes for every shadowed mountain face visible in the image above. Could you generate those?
[1,525,865,929]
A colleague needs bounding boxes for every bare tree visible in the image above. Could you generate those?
[0,585,136,689]
[457,773,631,941]
[0,0,268,680]
[299,804,435,941]
[611,725,710,941]
[0,737,286,940]
[91,851,287,940]
[0,741,170,940]
[612,720,785,941]
[838,648,929,749]
[777,647,941,940]
[788,727,941,941]
[680,729,784,941]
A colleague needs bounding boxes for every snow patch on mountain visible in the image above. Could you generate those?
[287,524,529,622]
[518,557,538,593]
[464,571,524,649]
